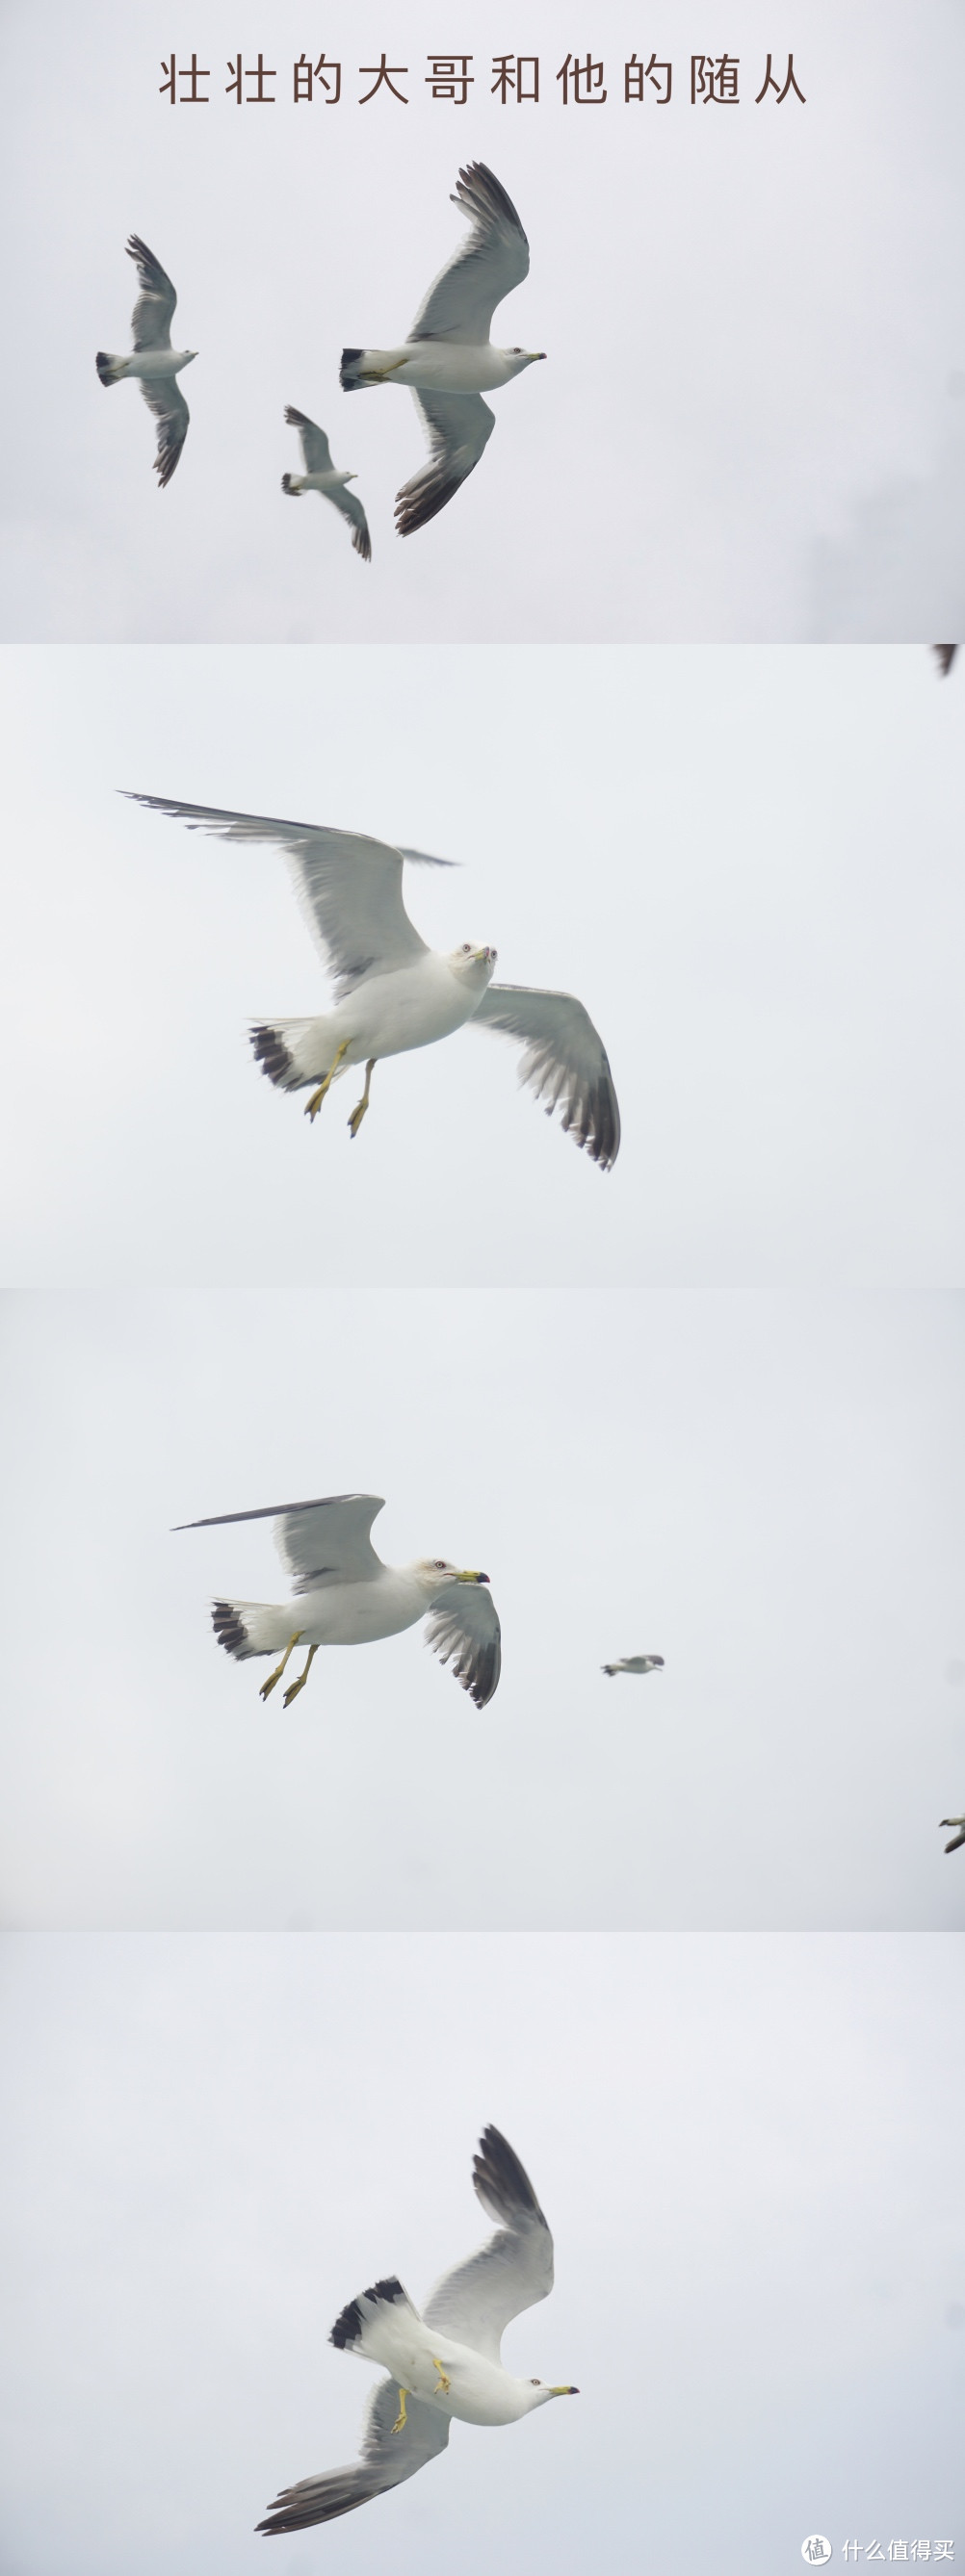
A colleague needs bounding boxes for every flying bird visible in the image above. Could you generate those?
[127,796,620,1168]
[281,407,372,559]
[340,163,545,535]
[176,1490,501,1710]
[601,1655,665,1679]
[95,235,196,487]
[257,2124,577,2535]
[933,646,958,676]
[940,1815,965,1853]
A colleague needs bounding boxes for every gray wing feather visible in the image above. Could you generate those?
[331,482,373,561]
[174,1493,385,1591]
[122,796,455,997]
[284,405,333,475]
[409,163,530,345]
[473,983,620,1171]
[424,1584,501,1709]
[256,2377,449,2534]
[395,390,495,536]
[126,234,176,349]
[940,1820,965,1851]
[933,645,957,676]
[138,376,189,487]
[423,2126,553,2364]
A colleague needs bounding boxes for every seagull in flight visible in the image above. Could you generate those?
[95,235,196,487]
[128,796,620,1168]
[176,1490,501,1710]
[341,163,545,535]
[281,407,371,559]
[940,1815,965,1852]
[601,1655,665,1679]
[933,646,958,676]
[257,2125,578,2535]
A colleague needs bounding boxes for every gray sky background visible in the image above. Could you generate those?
[0,1931,962,2576]
[1,0,964,640]
[2,643,964,1931]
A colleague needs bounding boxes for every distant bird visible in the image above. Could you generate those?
[128,798,620,1168]
[256,2124,578,2536]
[940,1815,965,1853]
[601,1655,665,1679]
[341,163,545,536]
[95,235,196,487]
[176,1490,501,1710]
[933,646,958,676]
[281,407,371,560]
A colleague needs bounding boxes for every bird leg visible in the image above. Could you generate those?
[430,2358,451,2395]
[348,1058,375,1140]
[392,2388,409,2434]
[304,1041,349,1121]
[283,1642,319,1709]
[259,1633,302,1701]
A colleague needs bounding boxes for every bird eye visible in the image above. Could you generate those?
[530,2377,540,2385]
[461,942,472,954]
[433,1558,447,1571]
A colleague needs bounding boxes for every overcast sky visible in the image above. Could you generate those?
[0,1932,962,2576]
[2,643,964,1932]
[1,0,963,640]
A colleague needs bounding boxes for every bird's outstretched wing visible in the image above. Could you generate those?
[123,797,455,997]
[422,2125,553,2364]
[940,1817,965,1852]
[256,2375,449,2535]
[126,234,176,350]
[409,163,530,346]
[284,404,333,475]
[174,1493,386,1591]
[424,1582,501,1709]
[472,983,620,1171]
[332,482,373,561]
[138,376,190,487]
[395,390,495,536]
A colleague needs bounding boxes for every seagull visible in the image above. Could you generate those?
[256,2124,578,2535]
[127,796,620,1167]
[601,1655,665,1678]
[95,235,196,487]
[940,1816,965,1852]
[933,646,958,676]
[281,407,372,560]
[175,1490,501,1710]
[340,163,545,535]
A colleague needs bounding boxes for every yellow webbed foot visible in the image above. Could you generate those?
[392,2388,408,2434]
[304,1042,350,1121]
[348,1058,375,1141]
[430,2358,451,2395]
[282,1643,319,1709]
[259,1634,302,1701]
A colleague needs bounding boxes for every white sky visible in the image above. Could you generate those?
[2,643,964,1932]
[1,0,963,639]
[0,1932,962,2576]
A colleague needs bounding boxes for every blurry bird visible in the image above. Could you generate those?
[933,646,958,676]
[602,1655,665,1679]
[940,1815,965,1853]
[281,407,371,559]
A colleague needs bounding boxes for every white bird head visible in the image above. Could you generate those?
[449,941,497,992]
[502,348,547,374]
[183,351,198,365]
[413,1557,491,1598]
[519,2378,580,2410]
